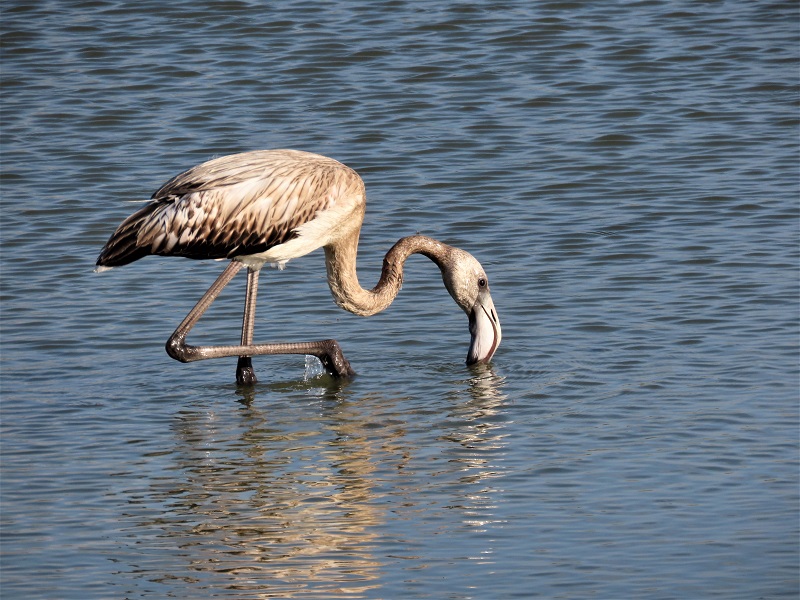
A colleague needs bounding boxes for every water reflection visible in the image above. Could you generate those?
[136,384,385,596]
[445,364,509,451]
[463,363,508,411]
[120,370,510,595]
[440,365,509,557]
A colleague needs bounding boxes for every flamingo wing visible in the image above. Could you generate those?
[96,150,355,268]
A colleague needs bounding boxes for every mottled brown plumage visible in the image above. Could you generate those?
[96,149,501,383]
[97,150,362,267]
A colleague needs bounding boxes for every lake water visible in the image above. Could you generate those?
[2,1,798,598]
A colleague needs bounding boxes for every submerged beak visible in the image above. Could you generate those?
[466,291,502,365]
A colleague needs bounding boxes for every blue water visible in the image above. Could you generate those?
[2,1,798,598]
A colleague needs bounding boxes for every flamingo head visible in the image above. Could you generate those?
[439,248,502,366]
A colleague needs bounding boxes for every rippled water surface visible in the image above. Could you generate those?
[2,1,798,598]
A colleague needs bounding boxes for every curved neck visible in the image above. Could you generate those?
[324,234,453,316]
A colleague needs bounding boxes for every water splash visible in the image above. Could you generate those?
[304,355,325,380]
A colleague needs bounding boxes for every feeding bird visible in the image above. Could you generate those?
[95,149,501,384]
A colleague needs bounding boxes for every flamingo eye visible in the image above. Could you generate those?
[478,277,487,288]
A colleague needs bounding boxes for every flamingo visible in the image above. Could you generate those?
[95,149,501,384]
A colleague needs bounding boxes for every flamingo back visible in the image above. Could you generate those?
[96,149,365,269]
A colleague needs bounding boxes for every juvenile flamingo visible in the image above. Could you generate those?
[96,149,501,384]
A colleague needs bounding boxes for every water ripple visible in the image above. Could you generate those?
[2,0,797,598]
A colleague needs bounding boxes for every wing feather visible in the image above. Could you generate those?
[96,150,363,268]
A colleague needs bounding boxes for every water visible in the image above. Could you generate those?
[2,1,798,597]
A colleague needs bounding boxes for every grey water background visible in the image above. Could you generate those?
[1,0,798,597]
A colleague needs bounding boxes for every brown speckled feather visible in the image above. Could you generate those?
[96,150,363,268]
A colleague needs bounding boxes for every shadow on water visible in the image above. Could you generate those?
[114,363,509,596]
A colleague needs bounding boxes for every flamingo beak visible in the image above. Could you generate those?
[466,291,501,365]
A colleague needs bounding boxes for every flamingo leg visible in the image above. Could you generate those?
[235,268,259,385]
[165,261,356,382]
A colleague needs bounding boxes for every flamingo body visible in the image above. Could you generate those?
[96,149,501,383]
[96,150,364,270]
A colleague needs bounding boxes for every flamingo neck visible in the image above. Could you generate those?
[324,234,453,317]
